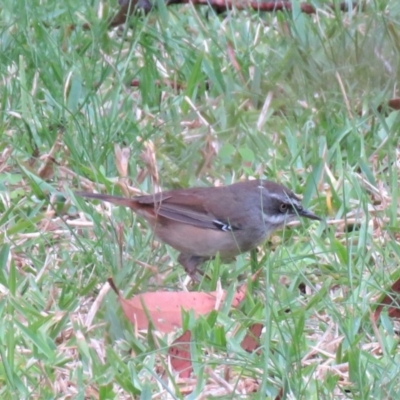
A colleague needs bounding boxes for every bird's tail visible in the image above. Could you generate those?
[75,191,139,211]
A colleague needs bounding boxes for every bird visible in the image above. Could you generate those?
[76,180,321,280]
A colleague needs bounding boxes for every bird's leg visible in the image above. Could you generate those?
[177,253,209,281]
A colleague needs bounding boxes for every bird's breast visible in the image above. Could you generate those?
[152,220,269,259]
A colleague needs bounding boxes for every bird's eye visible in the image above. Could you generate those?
[279,203,288,213]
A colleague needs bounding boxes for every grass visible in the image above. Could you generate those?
[1,0,400,398]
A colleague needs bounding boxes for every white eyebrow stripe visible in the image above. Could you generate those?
[267,192,300,203]
[258,186,302,205]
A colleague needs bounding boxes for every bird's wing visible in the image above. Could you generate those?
[136,189,241,231]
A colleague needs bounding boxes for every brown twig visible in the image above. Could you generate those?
[107,277,120,295]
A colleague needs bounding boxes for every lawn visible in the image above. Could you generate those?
[1,0,400,398]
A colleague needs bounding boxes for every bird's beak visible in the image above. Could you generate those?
[299,208,322,221]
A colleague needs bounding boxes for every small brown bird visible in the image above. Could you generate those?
[76,180,321,279]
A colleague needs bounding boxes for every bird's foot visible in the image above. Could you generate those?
[178,253,209,282]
